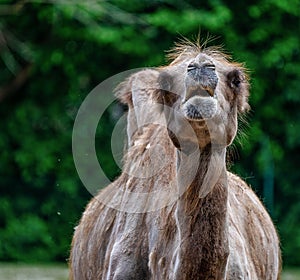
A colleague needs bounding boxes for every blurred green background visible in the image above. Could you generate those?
[0,0,299,270]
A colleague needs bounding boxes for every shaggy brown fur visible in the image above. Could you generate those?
[69,40,281,279]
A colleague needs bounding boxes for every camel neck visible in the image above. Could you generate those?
[173,145,229,279]
[176,144,227,202]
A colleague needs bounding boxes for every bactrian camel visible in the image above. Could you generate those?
[70,40,281,280]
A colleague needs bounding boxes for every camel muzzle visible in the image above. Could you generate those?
[186,62,218,97]
[182,63,218,121]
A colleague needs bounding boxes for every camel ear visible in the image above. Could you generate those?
[153,70,179,106]
[114,76,133,107]
[227,69,250,113]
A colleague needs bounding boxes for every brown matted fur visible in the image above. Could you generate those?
[69,39,281,280]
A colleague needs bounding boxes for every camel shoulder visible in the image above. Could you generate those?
[226,171,278,242]
[227,171,261,206]
[226,171,274,225]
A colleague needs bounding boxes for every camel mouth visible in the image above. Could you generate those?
[183,85,215,101]
[182,95,218,121]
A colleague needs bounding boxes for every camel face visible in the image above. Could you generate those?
[157,48,250,149]
[183,53,218,121]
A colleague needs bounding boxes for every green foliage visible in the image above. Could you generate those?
[0,0,299,265]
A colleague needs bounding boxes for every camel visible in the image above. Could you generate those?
[69,40,281,279]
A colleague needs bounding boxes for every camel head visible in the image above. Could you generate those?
[155,42,250,151]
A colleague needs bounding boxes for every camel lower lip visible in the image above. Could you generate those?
[182,96,218,120]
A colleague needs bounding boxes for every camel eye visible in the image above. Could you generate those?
[203,64,215,70]
[187,63,198,72]
[187,63,215,72]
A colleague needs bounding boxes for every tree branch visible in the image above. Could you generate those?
[0,63,32,102]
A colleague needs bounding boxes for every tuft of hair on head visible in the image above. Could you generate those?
[166,35,232,66]
[166,36,201,62]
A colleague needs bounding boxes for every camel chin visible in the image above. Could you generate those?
[182,95,218,121]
